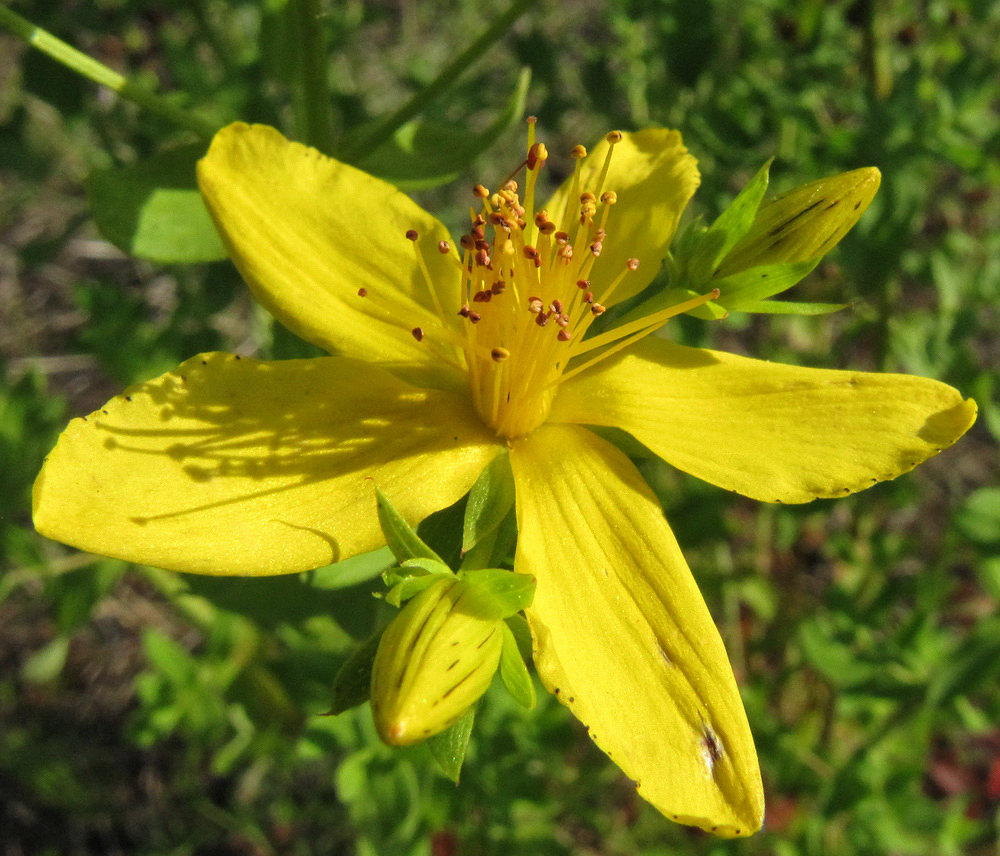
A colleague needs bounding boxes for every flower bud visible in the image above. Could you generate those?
[715,167,881,277]
[371,577,504,746]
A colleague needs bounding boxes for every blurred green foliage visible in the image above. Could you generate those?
[1,0,999,854]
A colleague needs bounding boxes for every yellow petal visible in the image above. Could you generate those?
[198,123,463,387]
[33,354,498,575]
[551,338,977,503]
[509,424,763,836]
[544,129,699,306]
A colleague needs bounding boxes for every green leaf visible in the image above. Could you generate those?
[426,704,476,783]
[355,68,530,191]
[86,143,227,263]
[499,622,535,709]
[955,488,1000,549]
[461,506,517,571]
[375,486,445,564]
[384,558,456,607]
[459,568,535,618]
[732,298,847,315]
[308,546,396,590]
[21,635,70,684]
[399,557,456,576]
[504,613,533,660]
[712,259,819,309]
[687,159,772,284]
[384,573,448,608]
[462,450,516,554]
[328,631,383,715]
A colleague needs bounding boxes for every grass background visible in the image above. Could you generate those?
[2,0,999,854]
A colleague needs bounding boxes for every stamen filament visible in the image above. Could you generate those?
[407,231,447,322]
[567,288,721,362]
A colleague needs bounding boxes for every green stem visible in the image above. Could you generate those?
[0,6,221,140]
[288,0,336,154]
[342,0,535,161]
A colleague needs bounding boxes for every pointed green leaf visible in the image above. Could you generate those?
[459,568,535,618]
[308,546,396,590]
[400,558,455,577]
[687,159,772,284]
[329,631,383,714]
[499,621,535,709]
[712,259,819,309]
[462,450,516,553]
[87,143,227,263]
[427,704,477,783]
[733,298,848,316]
[375,486,445,564]
[384,573,449,608]
[461,507,517,571]
[504,613,533,660]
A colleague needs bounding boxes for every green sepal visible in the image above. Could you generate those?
[461,506,517,571]
[712,259,819,310]
[375,486,445,564]
[383,557,456,606]
[686,159,772,284]
[655,287,729,321]
[400,557,455,577]
[734,298,848,316]
[328,630,383,715]
[383,574,443,608]
[458,568,535,619]
[504,613,533,660]
[427,704,476,783]
[462,450,516,554]
[499,621,536,709]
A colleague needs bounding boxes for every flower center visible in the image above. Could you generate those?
[361,121,717,441]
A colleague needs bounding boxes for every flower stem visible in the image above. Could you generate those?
[341,0,534,161]
[0,6,221,140]
[288,0,336,155]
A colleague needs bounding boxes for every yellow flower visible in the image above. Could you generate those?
[33,122,976,837]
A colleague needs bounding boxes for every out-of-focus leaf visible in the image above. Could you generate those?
[955,488,1000,549]
[354,69,530,190]
[87,143,227,263]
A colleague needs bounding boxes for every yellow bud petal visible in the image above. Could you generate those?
[716,167,881,277]
[371,577,503,746]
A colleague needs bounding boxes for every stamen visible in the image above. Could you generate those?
[593,131,622,200]
[406,230,448,322]
[556,289,721,388]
